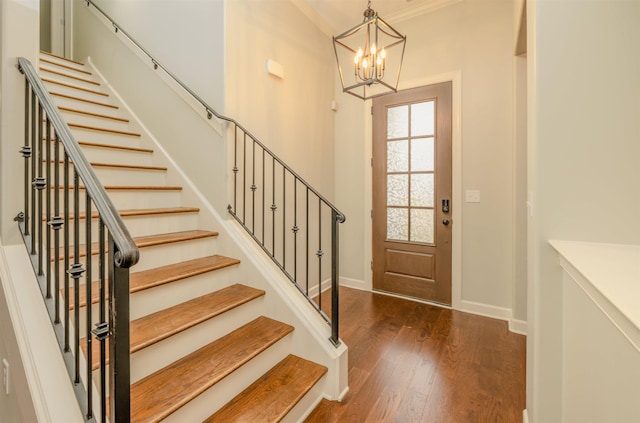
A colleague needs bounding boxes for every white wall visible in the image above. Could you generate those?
[225,0,336,199]
[335,0,520,318]
[527,0,640,421]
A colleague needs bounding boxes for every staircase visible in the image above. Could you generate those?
[38,50,328,422]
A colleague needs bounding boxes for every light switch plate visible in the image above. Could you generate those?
[2,358,9,395]
[465,190,481,203]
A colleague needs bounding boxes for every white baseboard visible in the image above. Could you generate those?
[523,408,529,423]
[339,277,367,291]
[458,299,512,320]
[509,318,528,336]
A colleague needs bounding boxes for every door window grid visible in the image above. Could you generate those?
[386,100,436,244]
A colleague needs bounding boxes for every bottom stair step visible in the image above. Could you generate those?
[130,316,294,423]
[204,354,328,423]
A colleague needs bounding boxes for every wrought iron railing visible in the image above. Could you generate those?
[84,0,346,346]
[17,57,137,423]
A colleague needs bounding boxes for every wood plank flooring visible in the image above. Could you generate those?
[305,287,526,423]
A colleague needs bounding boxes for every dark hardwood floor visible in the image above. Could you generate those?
[305,287,526,423]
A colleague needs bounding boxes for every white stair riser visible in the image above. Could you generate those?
[39,211,198,245]
[39,69,102,91]
[281,376,327,423]
[134,237,218,272]
[130,298,265,383]
[72,264,241,336]
[47,163,166,186]
[42,82,112,104]
[39,57,87,73]
[64,127,143,148]
[58,112,133,132]
[79,147,155,166]
[162,335,294,423]
[48,236,218,289]
[51,189,183,210]
[49,95,122,117]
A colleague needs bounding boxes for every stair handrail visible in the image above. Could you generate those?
[18,57,139,267]
[17,56,136,422]
[84,0,345,221]
[83,0,346,347]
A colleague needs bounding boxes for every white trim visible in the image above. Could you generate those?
[339,277,366,291]
[385,0,464,25]
[374,289,453,310]
[523,408,530,423]
[0,243,84,423]
[509,318,528,336]
[458,299,512,321]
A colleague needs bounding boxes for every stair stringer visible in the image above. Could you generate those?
[85,57,349,407]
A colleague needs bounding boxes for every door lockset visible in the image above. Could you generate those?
[442,199,450,213]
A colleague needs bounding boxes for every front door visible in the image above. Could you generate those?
[372,82,452,305]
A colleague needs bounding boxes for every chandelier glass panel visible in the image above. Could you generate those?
[333,1,407,100]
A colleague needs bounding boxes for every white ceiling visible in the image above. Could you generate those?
[292,0,463,36]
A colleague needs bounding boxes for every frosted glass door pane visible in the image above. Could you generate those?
[411,101,435,136]
[387,105,409,138]
[411,138,434,172]
[411,174,434,207]
[387,175,408,206]
[411,209,434,243]
[387,140,408,172]
[387,208,408,241]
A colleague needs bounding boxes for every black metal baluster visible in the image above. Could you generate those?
[63,152,70,352]
[108,236,131,423]
[50,133,63,324]
[96,220,107,423]
[45,118,52,297]
[251,140,256,234]
[317,199,323,310]
[331,209,340,346]
[70,170,83,384]
[306,189,309,295]
[293,179,298,282]
[30,92,36,254]
[85,194,93,419]
[262,149,265,246]
[242,133,247,224]
[282,167,286,268]
[36,104,45,276]
[232,126,238,215]
[271,157,276,256]
[22,81,30,235]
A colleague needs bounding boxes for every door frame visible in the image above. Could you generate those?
[364,70,462,309]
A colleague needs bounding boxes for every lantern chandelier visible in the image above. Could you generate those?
[333,0,407,100]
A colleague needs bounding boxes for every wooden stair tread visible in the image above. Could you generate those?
[42,77,108,97]
[67,122,141,137]
[58,106,129,122]
[48,206,199,222]
[39,57,92,75]
[77,140,153,153]
[52,184,182,191]
[130,316,294,423]
[40,50,85,66]
[50,91,118,109]
[54,230,218,261]
[205,354,327,423]
[46,159,166,172]
[69,254,240,309]
[81,284,265,369]
[39,67,100,85]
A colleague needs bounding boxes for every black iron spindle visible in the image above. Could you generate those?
[233,126,238,215]
[271,157,276,256]
[306,189,309,295]
[331,210,340,346]
[36,104,44,276]
[282,167,286,268]
[64,151,70,352]
[51,133,63,324]
[30,91,36,254]
[23,80,30,235]
[293,180,298,282]
[262,148,265,245]
[317,199,322,310]
[242,133,246,224]
[72,170,82,384]
[45,118,52,297]
[85,194,93,419]
[97,220,107,423]
[251,139,256,234]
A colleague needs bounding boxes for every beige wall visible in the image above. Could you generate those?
[335,0,520,319]
[527,0,640,421]
[225,0,336,199]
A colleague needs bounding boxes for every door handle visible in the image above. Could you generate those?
[443,219,450,226]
